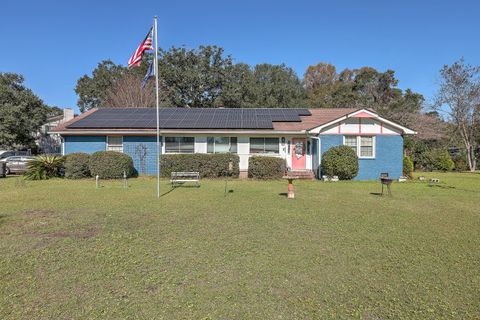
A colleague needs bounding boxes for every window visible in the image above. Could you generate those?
[165,137,194,153]
[343,136,375,158]
[249,138,279,154]
[107,136,123,152]
[207,137,237,153]
[344,136,357,153]
[360,136,374,157]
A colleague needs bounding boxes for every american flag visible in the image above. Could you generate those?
[127,28,154,68]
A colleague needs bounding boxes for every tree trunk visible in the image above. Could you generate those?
[468,146,477,172]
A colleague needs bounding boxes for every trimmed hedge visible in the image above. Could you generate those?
[89,151,136,179]
[248,156,286,179]
[321,145,358,180]
[403,155,414,179]
[160,154,239,178]
[64,153,91,179]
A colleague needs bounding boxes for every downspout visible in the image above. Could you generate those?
[310,135,321,179]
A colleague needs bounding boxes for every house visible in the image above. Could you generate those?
[50,107,415,180]
[37,108,75,153]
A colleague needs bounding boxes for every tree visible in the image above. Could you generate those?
[0,73,50,149]
[217,63,256,108]
[158,45,232,108]
[304,63,340,108]
[304,63,424,127]
[250,63,306,108]
[435,58,480,172]
[75,60,127,112]
[104,72,158,108]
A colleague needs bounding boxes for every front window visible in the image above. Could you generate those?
[343,136,375,158]
[360,136,374,157]
[207,137,237,153]
[250,138,279,154]
[165,137,195,153]
[107,136,123,152]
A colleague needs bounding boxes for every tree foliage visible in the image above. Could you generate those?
[75,60,127,112]
[435,58,480,172]
[0,73,50,149]
[75,46,306,110]
[304,63,424,126]
[158,45,232,108]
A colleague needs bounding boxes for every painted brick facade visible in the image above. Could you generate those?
[64,136,106,154]
[319,134,403,180]
[123,136,160,175]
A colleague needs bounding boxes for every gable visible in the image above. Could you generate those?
[308,109,416,135]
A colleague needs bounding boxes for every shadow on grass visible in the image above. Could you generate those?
[278,192,288,197]
[0,214,7,227]
[160,184,201,197]
[428,183,456,189]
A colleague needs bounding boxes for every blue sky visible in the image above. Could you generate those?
[1,0,479,112]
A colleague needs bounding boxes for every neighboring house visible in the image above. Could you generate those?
[37,108,75,153]
[50,107,415,180]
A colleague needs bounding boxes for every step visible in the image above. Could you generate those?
[287,171,315,180]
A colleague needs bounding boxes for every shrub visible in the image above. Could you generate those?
[160,154,239,178]
[64,153,91,179]
[89,151,136,179]
[452,153,469,172]
[403,155,414,179]
[321,145,358,180]
[23,154,64,180]
[248,156,286,179]
[428,149,455,172]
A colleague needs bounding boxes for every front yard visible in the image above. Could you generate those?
[0,173,479,319]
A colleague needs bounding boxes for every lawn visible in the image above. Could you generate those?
[0,173,479,319]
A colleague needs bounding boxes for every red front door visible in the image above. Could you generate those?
[291,138,306,169]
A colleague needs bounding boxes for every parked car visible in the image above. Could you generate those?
[1,156,35,175]
[0,161,6,178]
[0,150,29,160]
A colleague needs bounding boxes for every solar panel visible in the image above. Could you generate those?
[66,108,310,130]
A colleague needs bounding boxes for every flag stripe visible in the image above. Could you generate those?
[128,27,154,68]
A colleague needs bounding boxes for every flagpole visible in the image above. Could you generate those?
[154,16,160,198]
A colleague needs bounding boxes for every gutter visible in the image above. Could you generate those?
[48,129,308,135]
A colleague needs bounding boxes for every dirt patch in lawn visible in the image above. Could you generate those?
[32,224,101,240]
[22,209,55,217]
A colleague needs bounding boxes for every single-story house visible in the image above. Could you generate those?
[50,107,416,180]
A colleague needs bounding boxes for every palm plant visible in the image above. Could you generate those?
[23,154,65,180]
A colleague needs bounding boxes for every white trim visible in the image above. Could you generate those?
[308,108,416,135]
[342,135,376,159]
[50,129,308,135]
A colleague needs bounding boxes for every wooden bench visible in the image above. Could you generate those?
[170,172,200,188]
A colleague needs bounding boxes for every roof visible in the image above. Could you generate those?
[51,107,416,135]
[61,108,311,130]
[272,108,358,130]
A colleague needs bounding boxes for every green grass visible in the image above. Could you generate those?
[0,173,479,319]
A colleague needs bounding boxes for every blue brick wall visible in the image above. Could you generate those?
[123,136,160,175]
[319,135,404,180]
[64,136,106,154]
[63,135,161,176]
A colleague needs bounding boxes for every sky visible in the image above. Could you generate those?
[1,0,479,113]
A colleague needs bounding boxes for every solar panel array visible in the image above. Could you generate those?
[67,108,311,129]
